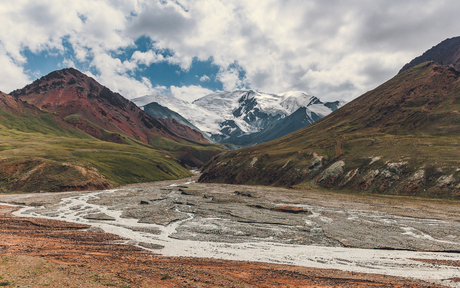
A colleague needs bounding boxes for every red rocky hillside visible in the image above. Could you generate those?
[11,68,208,144]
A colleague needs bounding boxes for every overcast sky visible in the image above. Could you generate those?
[1,0,460,102]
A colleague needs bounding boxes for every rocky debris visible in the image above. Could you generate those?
[83,213,115,221]
[128,226,161,235]
[340,168,359,187]
[273,206,311,214]
[317,160,345,187]
[138,242,164,250]
[210,196,244,204]
[2,174,460,287]
[436,174,456,188]
[355,169,380,190]
[6,175,460,255]
[178,187,202,196]
[149,197,168,202]
[0,212,440,287]
[369,156,381,165]
[124,205,189,226]
[250,157,258,167]
[234,190,253,197]
[308,153,323,172]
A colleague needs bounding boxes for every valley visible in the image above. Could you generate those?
[2,3,460,287]
[0,34,460,287]
[1,174,460,287]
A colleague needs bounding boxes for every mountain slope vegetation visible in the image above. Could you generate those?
[200,62,460,199]
[11,68,222,167]
[0,91,193,192]
[0,66,227,193]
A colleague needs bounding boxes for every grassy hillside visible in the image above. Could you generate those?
[200,62,460,199]
[10,68,221,167]
[149,136,224,167]
[0,108,192,193]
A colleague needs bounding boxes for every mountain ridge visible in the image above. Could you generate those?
[10,68,221,168]
[133,90,345,146]
[399,36,460,73]
[142,102,212,142]
[199,61,460,199]
[0,69,226,193]
[11,68,200,144]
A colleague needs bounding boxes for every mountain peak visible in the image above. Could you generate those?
[399,36,460,73]
[10,68,212,151]
[11,67,132,113]
[134,89,345,147]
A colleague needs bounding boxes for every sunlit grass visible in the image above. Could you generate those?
[0,109,194,192]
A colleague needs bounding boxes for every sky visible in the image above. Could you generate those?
[1,0,460,103]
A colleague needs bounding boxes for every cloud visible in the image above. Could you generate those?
[2,0,460,102]
[199,75,210,82]
[123,0,460,100]
[0,51,31,93]
[170,85,214,102]
[216,66,249,91]
[127,1,196,41]
[85,68,168,99]
[130,50,165,66]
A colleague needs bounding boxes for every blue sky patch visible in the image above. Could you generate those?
[21,35,225,95]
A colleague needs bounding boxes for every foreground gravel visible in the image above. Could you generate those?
[1,174,460,287]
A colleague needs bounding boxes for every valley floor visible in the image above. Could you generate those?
[1,175,460,287]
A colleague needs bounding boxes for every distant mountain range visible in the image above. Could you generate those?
[11,68,208,145]
[200,36,460,199]
[133,91,345,146]
[5,35,460,198]
[0,68,223,193]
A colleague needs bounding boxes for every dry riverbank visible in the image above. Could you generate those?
[0,205,443,287]
[1,175,460,287]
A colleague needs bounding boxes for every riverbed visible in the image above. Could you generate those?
[1,175,460,287]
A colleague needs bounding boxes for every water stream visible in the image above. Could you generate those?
[2,181,460,287]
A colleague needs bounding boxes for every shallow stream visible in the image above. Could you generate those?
[2,179,460,287]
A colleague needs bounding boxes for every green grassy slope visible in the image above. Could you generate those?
[200,62,460,199]
[10,68,224,168]
[0,108,192,193]
[149,136,224,167]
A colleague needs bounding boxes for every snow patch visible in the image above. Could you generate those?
[133,90,345,142]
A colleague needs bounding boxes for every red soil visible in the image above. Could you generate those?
[0,205,444,287]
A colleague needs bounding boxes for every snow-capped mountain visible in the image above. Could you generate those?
[133,94,224,134]
[132,90,345,146]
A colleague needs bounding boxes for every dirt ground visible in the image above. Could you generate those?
[0,205,448,288]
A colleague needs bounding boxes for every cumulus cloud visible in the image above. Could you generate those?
[171,85,214,102]
[0,52,31,93]
[124,0,460,100]
[2,0,460,102]
[130,50,165,66]
[216,66,250,91]
[199,75,210,82]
